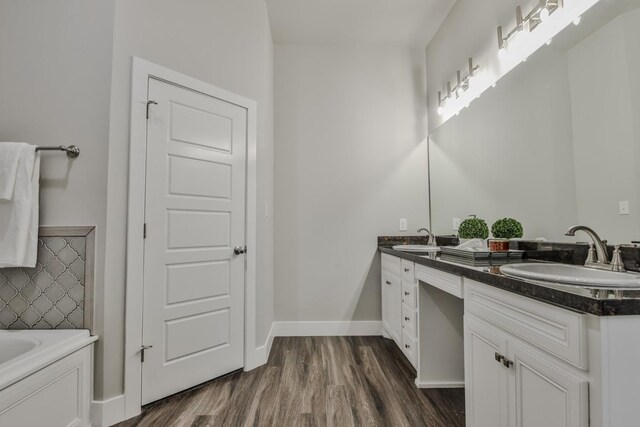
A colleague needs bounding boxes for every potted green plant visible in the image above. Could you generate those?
[490,217,523,251]
[458,217,489,243]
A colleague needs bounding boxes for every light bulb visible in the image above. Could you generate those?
[539,7,549,21]
[437,105,444,116]
[573,16,581,25]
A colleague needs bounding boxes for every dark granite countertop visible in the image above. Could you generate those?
[379,245,640,316]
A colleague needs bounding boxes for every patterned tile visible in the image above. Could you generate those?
[0,236,86,329]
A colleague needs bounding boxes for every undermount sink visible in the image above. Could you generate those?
[500,263,640,288]
[392,245,441,253]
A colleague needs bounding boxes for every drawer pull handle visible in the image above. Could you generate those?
[404,291,410,296]
[494,352,504,363]
[404,268,410,272]
[404,316,410,321]
[386,281,392,286]
[405,344,411,349]
[503,358,514,368]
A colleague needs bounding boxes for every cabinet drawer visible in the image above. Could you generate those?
[402,330,418,367]
[401,259,415,283]
[402,303,417,338]
[415,264,463,298]
[382,253,402,276]
[465,280,588,369]
[401,281,416,309]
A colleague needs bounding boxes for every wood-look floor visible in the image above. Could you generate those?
[116,336,465,427]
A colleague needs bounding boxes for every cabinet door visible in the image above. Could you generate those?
[382,270,402,345]
[465,316,510,427]
[509,343,588,427]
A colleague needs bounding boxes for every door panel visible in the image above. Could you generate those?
[168,155,231,198]
[166,210,230,248]
[142,78,246,404]
[382,270,402,345]
[510,342,588,427]
[465,316,509,427]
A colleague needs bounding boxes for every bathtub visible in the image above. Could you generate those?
[0,330,97,426]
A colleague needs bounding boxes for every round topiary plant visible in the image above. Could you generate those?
[458,218,489,239]
[491,218,524,239]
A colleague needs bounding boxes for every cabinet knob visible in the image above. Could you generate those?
[405,344,410,349]
[386,281,392,286]
[404,268,410,272]
[404,291,410,296]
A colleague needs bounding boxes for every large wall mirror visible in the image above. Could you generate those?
[429,0,640,245]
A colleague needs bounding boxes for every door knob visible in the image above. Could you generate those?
[234,246,247,255]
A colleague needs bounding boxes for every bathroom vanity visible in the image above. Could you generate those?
[379,245,640,427]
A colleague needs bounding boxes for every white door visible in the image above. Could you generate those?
[464,317,510,427]
[382,270,402,345]
[509,342,588,427]
[141,78,247,404]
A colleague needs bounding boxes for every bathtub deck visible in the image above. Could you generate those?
[115,336,465,427]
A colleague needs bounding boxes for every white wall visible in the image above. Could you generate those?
[274,45,429,323]
[100,0,274,401]
[0,0,115,384]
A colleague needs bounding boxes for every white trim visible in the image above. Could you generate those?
[247,323,276,370]
[123,57,259,421]
[414,379,465,389]
[91,394,125,427]
[272,321,383,337]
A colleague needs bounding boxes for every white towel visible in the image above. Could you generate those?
[0,143,24,200]
[0,143,40,268]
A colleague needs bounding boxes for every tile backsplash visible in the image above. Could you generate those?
[0,227,94,330]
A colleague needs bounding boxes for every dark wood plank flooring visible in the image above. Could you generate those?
[116,336,465,427]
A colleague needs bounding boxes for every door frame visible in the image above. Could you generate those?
[123,57,258,418]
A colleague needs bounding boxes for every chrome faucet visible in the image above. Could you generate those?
[417,228,437,247]
[564,225,613,271]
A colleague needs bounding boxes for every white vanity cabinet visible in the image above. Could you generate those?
[381,253,418,367]
[464,280,589,427]
[382,250,640,426]
[381,253,403,346]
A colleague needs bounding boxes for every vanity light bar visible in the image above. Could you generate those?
[437,58,480,116]
[498,0,563,50]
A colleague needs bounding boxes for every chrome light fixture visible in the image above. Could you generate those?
[436,58,479,116]
[498,0,563,50]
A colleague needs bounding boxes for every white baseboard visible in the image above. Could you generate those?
[91,394,125,427]
[245,322,276,371]
[272,321,382,337]
[415,379,465,389]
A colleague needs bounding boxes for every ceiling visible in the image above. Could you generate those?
[266,0,457,46]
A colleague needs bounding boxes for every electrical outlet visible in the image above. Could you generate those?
[452,218,461,232]
[620,201,630,215]
[399,218,407,231]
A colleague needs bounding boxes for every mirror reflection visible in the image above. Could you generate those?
[429,0,640,244]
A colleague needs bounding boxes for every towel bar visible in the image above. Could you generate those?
[36,145,80,158]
